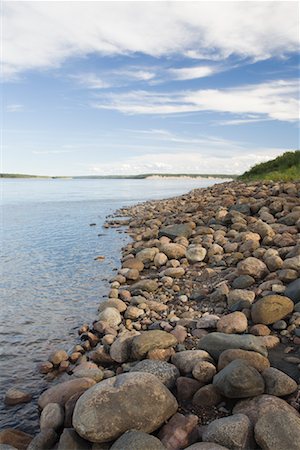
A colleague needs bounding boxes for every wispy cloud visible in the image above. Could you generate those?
[71,73,111,89]
[168,65,217,80]
[3,2,298,78]
[92,79,299,122]
[6,104,24,112]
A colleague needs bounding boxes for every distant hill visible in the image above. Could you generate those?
[239,150,300,182]
[0,173,50,178]
[1,173,236,180]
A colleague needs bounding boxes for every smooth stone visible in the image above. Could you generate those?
[57,429,91,450]
[255,410,300,450]
[89,345,114,365]
[196,315,220,329]
[131,331,177,359]
[185,444,229,450]
[192,384,222,408]
[0,445,18,450]
[159,243,186,260]
[110,331,140,363]
[163,267,185,278]
[135,248,159,263]
[213,360,265,398]
[158,224,193,240]
[251,295,294,325]
[4,389,32,406]
[154,252,168,267]
[0,430,32,450]
[216,312,247,334]
[122,258,144,272]
[158,412,198,450]
[192,361,216,383]
[129,279,159,293]
[110,430,166,450]
[202,414,252,450]
[49,349,68,366]
[27,429,58,450]
[227,290,255,308]
[98,299,127,313]
[72,365,104,382]
[98,307,122,328]
[232,275,255,289]
[171,350,213,374]
[218,349,270,372]
[73,373,178,443]
[284,278,300,303]
[237,257,268,279]
[198,332,268,359]
[38,378,96,409]
[262,367,298,396]
[176,377,203,403]
[40,403,64,431]
[129,359,179,389]
[186,245,207,263]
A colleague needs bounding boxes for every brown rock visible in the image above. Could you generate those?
[122,258,144,271]
[38,377,96,409]
[49,349,68,366]
[249,324,270,336]
[192,384,222,408]
[192,361,217,383]
[0,429,33,450]
[216,312,247,334]
[218,349,270,372]
[255,410,300,450]
[158,413,198,450]
[262,367,298,396]
[251,295,294,325]
[4,389,32,406]
[237,257,268,279]
[131,331,177,359]
[176,377,203,403]
[148,347,175,361]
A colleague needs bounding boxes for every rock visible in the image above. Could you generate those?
[131,331,177,359]
[216,312,247,334]
[110,430,166,450]
[171,350,213,374]
[257,335,280,349]
[237,257,268,279]
[163,267,185,278]
[202,414,252,450]
[73,362,104,382]
[227,290,255,308]
[148,347,175,361]
[196,315,220,329]
[40,403,64,430]
[49,349,68,366]
[98,307,122,328]
[265,256,283,272]
[192,384,222,408]
[27,429,58,450]
[130,279,159,293]
[254,410,300,450]
[232,275,255,289]
[110,331,140,363]
[0,445,19,450]
[154,252,168,267]
[158,413,198,449]
[136,248,159,263]
[0,430,32,450]
[249,324,271,336]
[124,306,144,320]
[64,392,84,428]
[233,394,300,425]
[251,295,294,324]
[284,278,300,303]
[176,377,203,403]
[4,389,32,406]
[122,258,144,272]
[160,243,186,260]
[252,219,275,239]
[159,223,194,240]
[130,359,179,389]
[38,361,54,374]
[38,377,96,409]
[73,373,178,443]
[192,361,216,383]
[57,429,91,450]
[89,345,114,365]
[98,299,127,313]
[186,245,207,263]
[213,360,265,398]
[125,269,140,281]
[198,332,268,359]
[262,367,297,396]
[218,349,270,372]
[170,325,187,343]
[185,444,229,450]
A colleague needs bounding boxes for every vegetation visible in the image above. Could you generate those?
[0,173,50,178]
[1,173,236,179]
[239,150,300,182]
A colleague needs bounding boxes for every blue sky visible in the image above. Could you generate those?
[2,1,299,176]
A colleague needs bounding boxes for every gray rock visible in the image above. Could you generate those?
[0,445,18,450]
[57,429,91,450]
[110,331,140,363]
[186,245,207,263]
[129,360,179,389]
[185,444,229,450]
[262,367,297,396]
[131,331,177,359]
[284,278,300,303]
[171,350,213,374]
[129,279,159,293]
[38,378,96,409]
[40,403,64,431]
[159,243,186,260]
[73,373,178,443]
[198,332,268,359]
[213,360,265,398]
[98,307,122,328]
[158,224,193,240]
[4,389,32,406]
[232,275,255,289]
[110,430,166,450]
[202,414,252,450]
[27,429,58,450]
[255,410,300,450]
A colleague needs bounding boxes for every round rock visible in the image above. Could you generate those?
[110,430,166,450]
[130,359,179,389]
[131,331,177,359]
[251,295,294,325]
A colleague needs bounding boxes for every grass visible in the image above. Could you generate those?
[239,150,300,182]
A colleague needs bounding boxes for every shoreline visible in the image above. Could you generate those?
[2,179,300,450]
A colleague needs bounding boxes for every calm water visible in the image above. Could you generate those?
[0,178,223,433]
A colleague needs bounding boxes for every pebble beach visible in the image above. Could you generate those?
[1,179,300,450]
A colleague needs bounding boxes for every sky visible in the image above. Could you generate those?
[1,0,299,176]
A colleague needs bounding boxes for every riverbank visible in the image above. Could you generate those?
[1,179,300,450]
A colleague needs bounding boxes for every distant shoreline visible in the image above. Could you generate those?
[1,173,237,180]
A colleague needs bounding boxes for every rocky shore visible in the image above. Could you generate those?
[1,180,300,450]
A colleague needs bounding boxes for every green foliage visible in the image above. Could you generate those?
[239,150,300,182]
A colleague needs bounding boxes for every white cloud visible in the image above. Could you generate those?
[2,2,298,78]
[71,73,111,89]
[6,104,24,112]
[168,65,216,80]
[92,79,299,122]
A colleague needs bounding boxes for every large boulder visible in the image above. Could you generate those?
[213,360,265,398]
[255,410,300,450]
[130,360,179,389]
[38,378,96,409]
[283,278,300,303]
[57,429,91,450]
[110,430,166,450]
[40,403,64,431]
[202,414,253,450]
[198,333,268,359]
[251,295,294,325]
[73,373,178,443]
[131,331,177,359]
